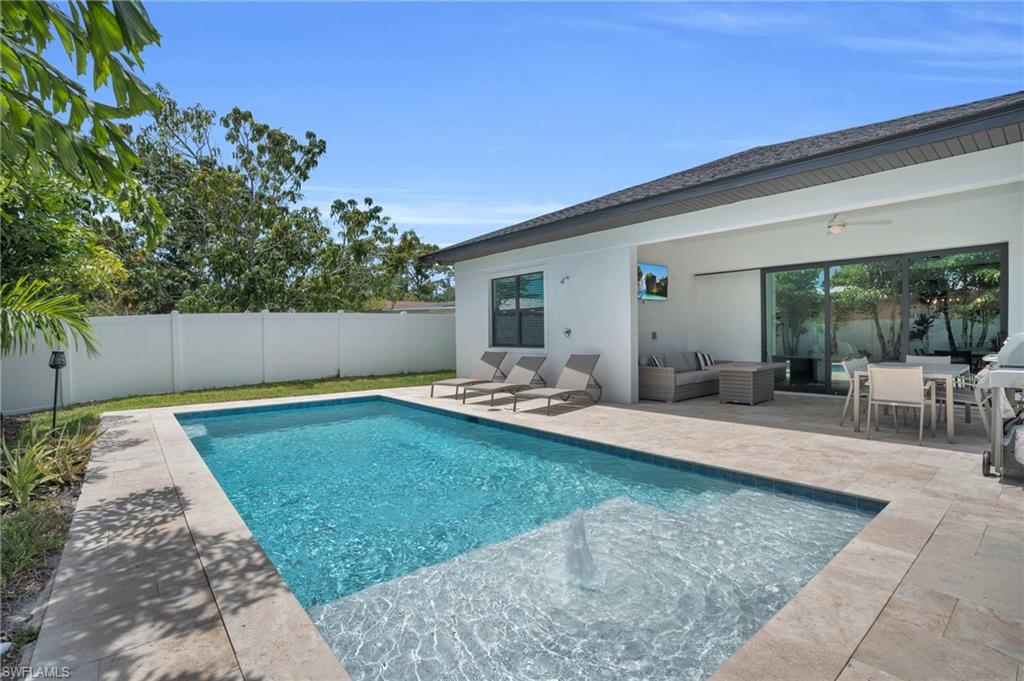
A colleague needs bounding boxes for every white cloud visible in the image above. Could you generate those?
[304,194,565,229]
[385,199,565,227]
[946,5,1024,27]
[906,73,1021,85]
[835,31,1022,57]
[645,5,812,35]
[914,58,1024,70]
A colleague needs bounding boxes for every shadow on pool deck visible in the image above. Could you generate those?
[29,479,292,679]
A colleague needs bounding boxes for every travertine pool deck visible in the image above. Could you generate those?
[32,387,1023,680]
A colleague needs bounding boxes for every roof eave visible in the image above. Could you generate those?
[422,102,1024,265]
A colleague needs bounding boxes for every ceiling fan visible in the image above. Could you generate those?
[826,213,892,235]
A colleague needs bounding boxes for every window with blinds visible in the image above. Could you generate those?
[491,272,544,348]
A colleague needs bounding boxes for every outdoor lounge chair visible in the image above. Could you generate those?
[430,351,508,397]
[461,355,547,405]
[513,354,602,415]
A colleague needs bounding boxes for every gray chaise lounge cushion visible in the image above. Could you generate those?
[513,354,602,414]
[675,369,718,386]
[462,355,547,403]
[431,351,508,396]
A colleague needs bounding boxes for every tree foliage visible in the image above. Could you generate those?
[0,277,97,356]
[110,93,453,313]
[830,261,902,359]
[1,171,130,312]
[770,269,823,356]
[1,0,162,206]
[909,252,1001,352]
[2,1,452,332]
[1,0,165,358]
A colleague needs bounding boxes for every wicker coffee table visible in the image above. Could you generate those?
[718,362,784,406]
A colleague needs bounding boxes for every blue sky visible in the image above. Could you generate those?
[140,2,1023,247]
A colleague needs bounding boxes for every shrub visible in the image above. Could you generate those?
[41,424,102,486]
[10,626,39,646]
[1,423,102,506]
[0,440,54,508]
[0,500,67,597]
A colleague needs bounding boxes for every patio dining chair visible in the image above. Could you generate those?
[866,365,936,445]
[839,357,870,427]
[513,354,602,415]
[461,355,547,405]
[430,351,508,397]
[935,368,992,436]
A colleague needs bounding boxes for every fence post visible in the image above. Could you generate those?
[336,311,344,377]
[170,311,184,392]
[261,311,269,384]
[401,311,410,374]
[62,323,75,407]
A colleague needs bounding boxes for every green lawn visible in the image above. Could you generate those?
[29,370,455,435]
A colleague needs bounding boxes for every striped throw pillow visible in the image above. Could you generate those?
[696,352,716,370]
[647,355,663,368]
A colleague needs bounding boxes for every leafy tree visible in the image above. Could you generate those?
[115,93,452,313]
[1,171,129,312]
[114,94,328,312]
[381,230,453,303]
[2,0,165,362]
[1,0,162,208]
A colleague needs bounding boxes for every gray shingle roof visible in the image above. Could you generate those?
[425,91,1024,264]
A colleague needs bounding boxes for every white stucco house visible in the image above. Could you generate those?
[423,92,1024,404]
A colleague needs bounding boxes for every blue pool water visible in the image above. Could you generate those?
[181,397,879,681]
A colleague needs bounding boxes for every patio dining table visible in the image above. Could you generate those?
[852,362,969,443]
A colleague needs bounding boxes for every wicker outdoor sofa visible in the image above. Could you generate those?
[638,352,734,403]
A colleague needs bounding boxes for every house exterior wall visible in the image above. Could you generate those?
[454,244,638,403]
[452,144,1023,403]
[639,180,1024,360]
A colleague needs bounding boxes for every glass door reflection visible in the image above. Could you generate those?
[765,267,827,391]
[829,259,903,394]
[909,250,1002,368]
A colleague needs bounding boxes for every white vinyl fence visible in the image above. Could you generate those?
[1,311,455,414]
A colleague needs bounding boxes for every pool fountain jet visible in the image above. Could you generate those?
[566,510,597,585]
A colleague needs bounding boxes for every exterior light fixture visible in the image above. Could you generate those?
[826,213,892,234]
[826,214,845,235]
[48,350,67,430]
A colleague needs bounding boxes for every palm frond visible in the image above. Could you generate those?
[0,276,98,356]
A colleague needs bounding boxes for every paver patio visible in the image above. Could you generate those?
[29,387,1023,680]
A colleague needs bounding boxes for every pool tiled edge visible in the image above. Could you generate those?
[31,386,1019,681]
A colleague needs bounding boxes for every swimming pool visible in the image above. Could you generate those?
[180,397,880,681]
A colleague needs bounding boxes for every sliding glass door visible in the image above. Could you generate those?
[908,249,1003,365]
[829,259,903,394]
[765,267,827,390]
[763,244,1006,394]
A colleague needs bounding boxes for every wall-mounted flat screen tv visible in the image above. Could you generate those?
[638,263,669,301]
